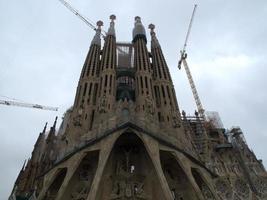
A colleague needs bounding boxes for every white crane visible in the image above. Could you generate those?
[58,0,106,37]
[57,1,127,57]
[0,95,58,111]
[178,4,205,117]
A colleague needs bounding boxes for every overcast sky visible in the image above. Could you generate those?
[0,0,267,199]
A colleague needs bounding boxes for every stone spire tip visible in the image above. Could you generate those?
[96,20,103,29]
[110,14,116,21]
[149,23,160,48]
[91,21,102,46]
[148,23,155,31]
[107,15,116,36]
[133,16,146,42]
[135,16,141,21]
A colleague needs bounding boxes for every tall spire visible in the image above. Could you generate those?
[98,15,117,113]
[149,23,181,127]
[148,24,160,48]
[132,16,146,43]
[107,14,116,36]
[91,20,103,46]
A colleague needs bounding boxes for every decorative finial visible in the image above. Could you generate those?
[135,16,141,21]
[132,16,146,42]
[148,23,160,48]
[110,14,116,22]
[107,15,116,36]
[96,20,103,29]
[148,23,155,32]
[91,21,102,46]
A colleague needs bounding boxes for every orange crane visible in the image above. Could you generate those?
[178,4,205,117]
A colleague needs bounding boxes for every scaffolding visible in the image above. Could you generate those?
[116,42,134,69]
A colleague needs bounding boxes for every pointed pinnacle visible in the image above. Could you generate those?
[42,122,48,133]
[53,116,58,128]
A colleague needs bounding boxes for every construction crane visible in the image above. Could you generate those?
[58,0,126,56]
[0,95,58,111]
[178,4,205,117]
[58,0,106,37]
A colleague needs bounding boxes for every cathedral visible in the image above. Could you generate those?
[9,15,267,200]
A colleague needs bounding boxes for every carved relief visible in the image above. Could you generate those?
[214,179,233,200]
[110,147,147,199]
[171,109,181,128]
[234,179,249,200]
[70,181,89,200]
[99,95,107,113]
[145,95,154,116]
[191,168,215,200]
[253,177,267,196]
[60,152,99,200]
[201,184,215,200]
[160,151,199,200]
[73,108,83,126]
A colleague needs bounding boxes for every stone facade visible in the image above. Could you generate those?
[10,16,267,200]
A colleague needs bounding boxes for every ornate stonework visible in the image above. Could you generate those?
[10,16,267,200]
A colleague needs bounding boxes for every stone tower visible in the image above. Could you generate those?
[10,16,267,200]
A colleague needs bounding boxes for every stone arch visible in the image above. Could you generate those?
[191,168,216,200]
[159,150,198,200]
[42,168,67,200]
[59,151,99,200]
[95,131,166,200]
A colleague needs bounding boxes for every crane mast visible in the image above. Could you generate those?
[0,99,58,111]
[178,4,205,117]
[182,58,205,116]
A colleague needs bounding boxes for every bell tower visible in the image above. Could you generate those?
[10,15,267,200]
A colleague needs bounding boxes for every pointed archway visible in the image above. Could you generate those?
[159,150,199,200]
[42,168,67,200]
[59,151,99,200]
[191,168,216,200]
[95,132,166,200]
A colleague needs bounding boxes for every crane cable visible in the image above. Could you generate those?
[58,0,107,38]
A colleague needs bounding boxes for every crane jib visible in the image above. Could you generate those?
[0,100,58,111]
